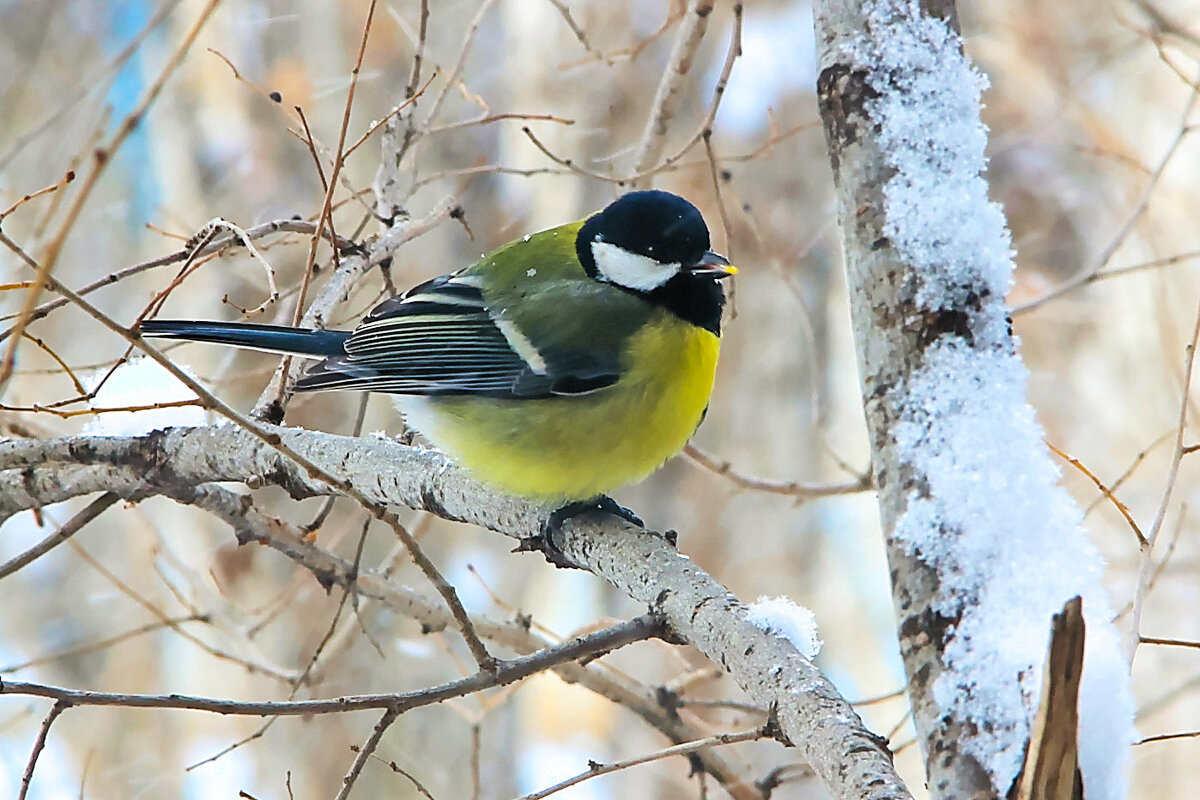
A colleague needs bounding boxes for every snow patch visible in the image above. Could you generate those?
[81,357,206,435]
[747,596,822,659]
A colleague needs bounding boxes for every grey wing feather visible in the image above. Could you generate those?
[294,275,618,397]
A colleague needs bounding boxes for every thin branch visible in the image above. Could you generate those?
[849,687,910,707]
[521,126,621,182]
[1045,440,1146,546]
[338,708,401,800]
[344,71,438,158]
[0,614,209,673]
[1136,729,1200,745]
[703,132,734,257]
[423,0,499,126]
[405,0,430,99]
[65,537,295,683]
[0,218,355,342]
[1139,636,1200,650]
[196,219,280,315]
[516,726,767,800]
[251,0,378,421]
[1084,430,1175,516]
[17,700,70,800]
[362,751,438,799]
[0,492,120,580]
[0,171,76,224]
[426,111,574,136]
[648,3,743,182]
[0,615,662,716]
[1129,287,1200,661]
[630,0,716,185]
[1014,68,1200,316]
[545,0,602,62]
[684,443,872,498]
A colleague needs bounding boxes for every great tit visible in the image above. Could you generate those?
[140,190,736,523]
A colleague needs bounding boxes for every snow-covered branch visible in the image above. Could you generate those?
[813,1,1134,797]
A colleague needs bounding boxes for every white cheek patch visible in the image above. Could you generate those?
[591,241,680,291]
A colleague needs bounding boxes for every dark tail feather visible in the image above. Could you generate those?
[139,320,350,357]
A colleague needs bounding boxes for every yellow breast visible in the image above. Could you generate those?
[397,318,720,502]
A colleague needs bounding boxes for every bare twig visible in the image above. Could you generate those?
[0,219,352,342]
[521,126,620,182]
[199,219,280,315]
[849,687,909,707]
[545,0,602,62]
[1083,430,1174,516]
[1045,440,1146,546]
[517,726,767,800]
[424,0,499,126]
[0,171,76,224]
[362,751,439,799]
[1129,289,1200,661]
[0,615,662,716]
[1136,729,1200,745]
[0,614,208,673]
[1140,636,1200,650]
[405,0,431,99]
[0,492,120,580]
[1014,68,1200,316]
[630,0,716,186]
[338,708,401,800]
[252,0,379,421]
[65,536,295,682]
[684,443,871,498]
[649,3,743,184]
[344,72,437,159]
[17,700,70,800]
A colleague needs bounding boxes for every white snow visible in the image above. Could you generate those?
[844,2,1136,797]
[80,357,207,436]
[747,596,822,659]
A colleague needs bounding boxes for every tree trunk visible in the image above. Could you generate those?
[812,1,1134,798]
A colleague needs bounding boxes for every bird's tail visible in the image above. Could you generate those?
[138,320,349,357]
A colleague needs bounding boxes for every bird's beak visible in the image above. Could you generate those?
[687,250,738,278]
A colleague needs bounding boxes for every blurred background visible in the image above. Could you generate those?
[1,0,1198,797]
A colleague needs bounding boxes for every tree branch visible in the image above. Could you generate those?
[0,422,908,800]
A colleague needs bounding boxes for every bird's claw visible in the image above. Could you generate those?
[515,496,645,568]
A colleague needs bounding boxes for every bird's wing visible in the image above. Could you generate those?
[294,272,622,397]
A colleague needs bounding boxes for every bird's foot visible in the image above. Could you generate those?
[514,496,644,568]
[550,495,644,530]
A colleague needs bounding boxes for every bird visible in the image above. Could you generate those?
[139,190,736,534]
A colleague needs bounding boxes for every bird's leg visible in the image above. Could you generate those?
[515,495,645,568]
